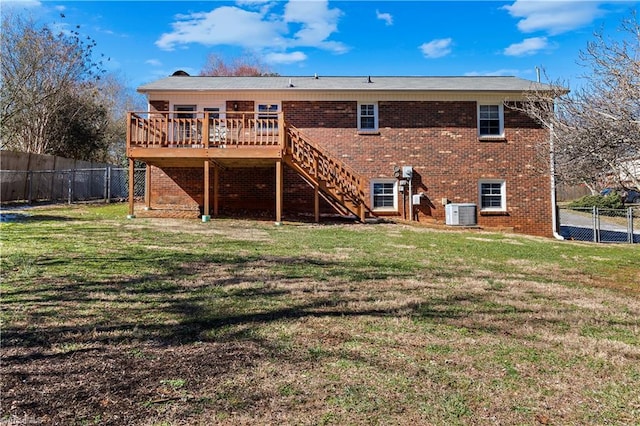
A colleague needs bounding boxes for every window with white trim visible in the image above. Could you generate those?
[173,105,196,140]
[256,102,279,133]
[478,104,504,137]
[358,102,378,131]
[204,107,221,119]
[371,180,397,211]
[204,106,225,143]
[479,180,506,211]
[174,104,196,118]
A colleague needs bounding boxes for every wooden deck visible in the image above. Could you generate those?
[127,111,284,168]
[126,111,370,223]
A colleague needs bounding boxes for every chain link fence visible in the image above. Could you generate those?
[1,167,146,205]
[558,206,639,243]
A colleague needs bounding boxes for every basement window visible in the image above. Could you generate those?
[479,180,506,211]
[371,179,397,211]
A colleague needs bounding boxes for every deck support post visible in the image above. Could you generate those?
[127,158,135,219]
[213,164,219,217]
[275,159,283,225]
[202,160,210,222]
[144,165,151,210]
[314,184,320,223]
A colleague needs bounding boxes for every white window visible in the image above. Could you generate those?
[256,102,279,133]
[478,104,504,137]
[204,107,221,119]
[358,102,378,131]
[204,106,225,143]
[173,105,196,140]
[174,104,196,118]
[479,180,506,211]
[371,180,397,211]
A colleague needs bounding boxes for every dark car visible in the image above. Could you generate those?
[622,189,640,204]
[600,188,640,203]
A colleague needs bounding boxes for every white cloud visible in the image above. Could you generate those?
[283,0,347,53]
[156,6,286,51]
[502,1,605,35]
[1,0,41,10]
[376,10,393,26]
[504,37,550,56]
[264,51,307,64]
[419,38,452,59]
[145,59,162,67]
[156,0,347,58]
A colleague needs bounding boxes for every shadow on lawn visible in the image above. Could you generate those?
[2,257,577,355]
[4,250,623,425]
[2,245,594,355]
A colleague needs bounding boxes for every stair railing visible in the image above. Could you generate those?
[285,125,368,216]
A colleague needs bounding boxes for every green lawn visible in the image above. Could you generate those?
[1,203,639,425]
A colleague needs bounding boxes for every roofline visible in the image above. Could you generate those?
[136,75,563,95]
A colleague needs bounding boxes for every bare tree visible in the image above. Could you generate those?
[0,12,135,162]
[1,13,102,153]
[199,52,278,76]
[515,12,640,192]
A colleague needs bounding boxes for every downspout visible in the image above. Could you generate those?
[549,123,564,240]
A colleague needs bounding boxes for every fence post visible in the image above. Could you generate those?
[592,206,600,243]
[27,171,33,204]
[104,167,111,203]
[68,171,73,204]
[628,207,634,244]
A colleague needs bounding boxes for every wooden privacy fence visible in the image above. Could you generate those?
[0,167,146,204]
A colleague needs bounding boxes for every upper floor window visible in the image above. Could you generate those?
[479,180,506,211]
[204,107,220,120]
[478,104,504,137]
[174,105,196,118]
[256,102,279,133]
[173,105,196,140]
[358,102,378,131]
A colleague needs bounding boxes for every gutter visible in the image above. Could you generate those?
[549,123,564,240]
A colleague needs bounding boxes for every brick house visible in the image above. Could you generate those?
[126,75,556,237]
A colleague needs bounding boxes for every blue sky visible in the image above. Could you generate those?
[3,0,638,90]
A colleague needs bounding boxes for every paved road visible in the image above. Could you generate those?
[559,209,639,243]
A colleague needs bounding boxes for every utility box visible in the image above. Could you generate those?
[402,166,413,179]
[412,194,422,205]
[445,203,477,226]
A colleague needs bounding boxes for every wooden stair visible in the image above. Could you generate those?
[284,125,373,222]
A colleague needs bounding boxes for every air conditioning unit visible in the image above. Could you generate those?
[445,203,477,226]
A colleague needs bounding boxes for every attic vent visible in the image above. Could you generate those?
[314,73,319,79]
[367,76,372,83]
[288,78,294,87]
[171,70,190,76]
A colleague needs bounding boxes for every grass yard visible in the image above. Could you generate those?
[1,203,639,425]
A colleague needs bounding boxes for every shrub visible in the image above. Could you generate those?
[568,194,624,210]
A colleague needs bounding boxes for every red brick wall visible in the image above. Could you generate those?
[147,99,552,237]
[284,100,552,237]
[149,165,333,218]
[227,100,254,113]
[283,101,357,128]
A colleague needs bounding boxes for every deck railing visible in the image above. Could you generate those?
[127,111,282,148]
[286,125,367,214]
